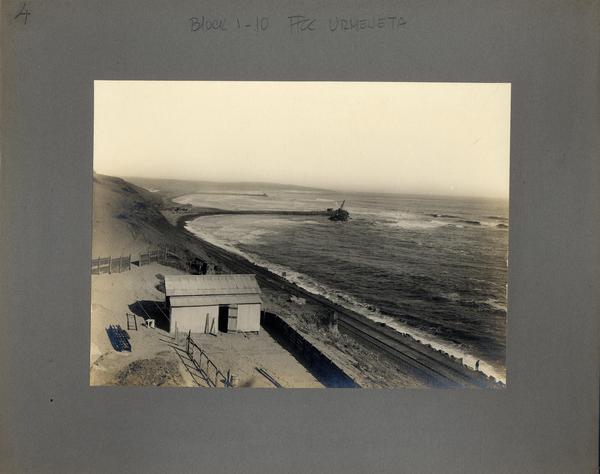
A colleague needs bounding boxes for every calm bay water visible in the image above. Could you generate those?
[176,188,508,381]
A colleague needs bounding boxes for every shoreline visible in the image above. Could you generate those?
[176,209,330,225]
[173,208,504,388]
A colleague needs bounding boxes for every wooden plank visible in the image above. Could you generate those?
[152,301,169,321]
[256,367,283,388]
[137,301,151,321]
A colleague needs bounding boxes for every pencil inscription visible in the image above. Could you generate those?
[188,15,407,34]
[14,2,31,25]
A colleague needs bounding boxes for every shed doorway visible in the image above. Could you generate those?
[218,304,239,333]
[218,305,229,332]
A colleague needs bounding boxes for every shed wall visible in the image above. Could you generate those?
[170,305,219,334]
[236,304,261,332]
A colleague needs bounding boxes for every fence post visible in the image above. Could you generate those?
[128,254,131,271]
[97,257,100,275]
[187,330,191,354]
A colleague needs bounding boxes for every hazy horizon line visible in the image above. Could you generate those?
[99,171,509,202]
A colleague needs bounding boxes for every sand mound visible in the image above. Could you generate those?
[112,358,184,386]
[92,173,213,264]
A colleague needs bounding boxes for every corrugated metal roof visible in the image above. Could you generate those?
[169,294,262,307]
[164,274,261,297]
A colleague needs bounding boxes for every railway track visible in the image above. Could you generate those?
[337,319,456,387]
[336,314,491,388]
[280,284,494,388]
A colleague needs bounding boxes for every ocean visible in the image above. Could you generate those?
[174,188,508,382]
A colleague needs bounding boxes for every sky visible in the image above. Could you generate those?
[94,81,511,199]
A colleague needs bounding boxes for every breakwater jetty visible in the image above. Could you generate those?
[162,206,331,227]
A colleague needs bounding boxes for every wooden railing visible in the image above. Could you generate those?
[185,331,232,388]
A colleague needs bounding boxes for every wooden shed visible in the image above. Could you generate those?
[164,274,262,335]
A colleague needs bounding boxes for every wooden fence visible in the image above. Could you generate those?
[140,246,209,274]
[91,255,131,274]
[185,331,232,388]
[92,246,210,275]
[139,248,166,266]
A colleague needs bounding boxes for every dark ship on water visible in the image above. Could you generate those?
[327,200,350,221]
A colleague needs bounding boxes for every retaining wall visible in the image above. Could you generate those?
[261,311,359,388]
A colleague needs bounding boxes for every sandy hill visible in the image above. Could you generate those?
[92,173,211,262]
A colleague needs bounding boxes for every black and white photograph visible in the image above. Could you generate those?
[91,81,510,388]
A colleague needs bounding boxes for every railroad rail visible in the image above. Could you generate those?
[337,316,489,388]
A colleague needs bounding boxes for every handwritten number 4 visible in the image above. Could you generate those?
[15,3,31,24]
